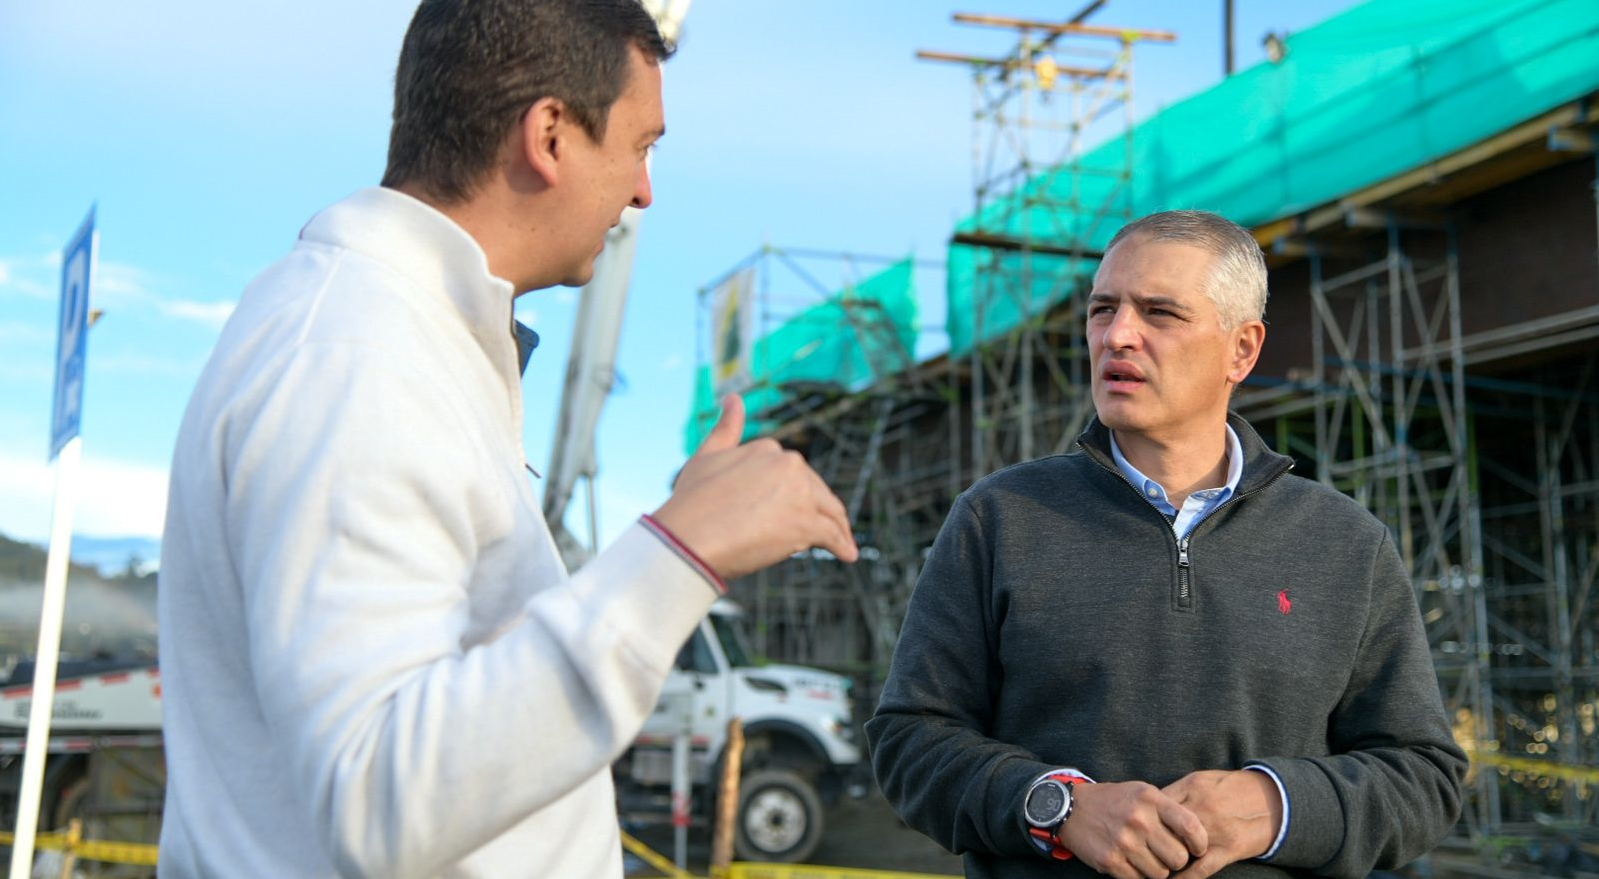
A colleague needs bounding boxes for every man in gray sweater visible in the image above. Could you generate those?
[866,210,1465,879]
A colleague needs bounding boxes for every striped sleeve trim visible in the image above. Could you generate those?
[640,514,726,594]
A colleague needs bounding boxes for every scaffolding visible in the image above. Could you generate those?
[1235,216,1599,834]
[1233,120,1599,833]
[922,9,1172,478]
[686,246,938,679]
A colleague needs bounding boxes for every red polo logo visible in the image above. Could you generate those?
[1277,590,1292,615]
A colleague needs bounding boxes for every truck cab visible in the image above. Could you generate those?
[618,599,861,863]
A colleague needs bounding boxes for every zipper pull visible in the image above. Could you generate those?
[1178,537,1190,568]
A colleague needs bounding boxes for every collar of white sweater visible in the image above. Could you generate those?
[299,185,517,350]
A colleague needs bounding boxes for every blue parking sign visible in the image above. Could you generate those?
[50,208,96,461]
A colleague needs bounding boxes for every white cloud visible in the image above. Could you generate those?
[0,362,54,384]
[89,352,205,378]
[158,298,236,330]
[0,452,168,543]
[91,260,163,310]
[1,252,232,330]
[0,321,52,346]
[85,258,235,331]
[0,255,53,301]
[2,248,228,330]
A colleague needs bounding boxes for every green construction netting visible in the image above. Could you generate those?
[947,0,1599,356]
[684,258,917,453]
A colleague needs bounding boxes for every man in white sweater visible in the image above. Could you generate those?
[156,1,858,876]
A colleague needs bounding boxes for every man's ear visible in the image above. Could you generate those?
[1227,319,1266,386]
[520,96,566,187]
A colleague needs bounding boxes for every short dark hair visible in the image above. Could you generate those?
[381,0,672,204]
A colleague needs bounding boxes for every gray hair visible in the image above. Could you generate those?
[1098,210,1268,329]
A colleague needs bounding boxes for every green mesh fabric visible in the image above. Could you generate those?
[946,0,1599,356]
[684,258,917,453]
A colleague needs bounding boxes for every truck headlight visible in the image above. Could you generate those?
[825,716,855,744]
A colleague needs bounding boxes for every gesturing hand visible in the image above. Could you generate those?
[652,395,859,581]
[1057,781,1208,879]
[1161,770,1282,879]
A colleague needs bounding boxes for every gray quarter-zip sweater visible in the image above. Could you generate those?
[867,414,1465,879]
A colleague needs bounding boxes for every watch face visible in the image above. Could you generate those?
[1025,781,1066,824]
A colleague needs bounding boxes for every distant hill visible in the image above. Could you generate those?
[0,533,160,580]
[69,535,161,577]
[0,532,158,662]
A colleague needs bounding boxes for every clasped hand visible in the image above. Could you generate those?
[1059,769,1280,879]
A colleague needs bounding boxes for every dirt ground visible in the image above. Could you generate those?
[626,788,963,876]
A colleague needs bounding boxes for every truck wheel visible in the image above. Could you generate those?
[734,768,823,863]
[51,773,89,830]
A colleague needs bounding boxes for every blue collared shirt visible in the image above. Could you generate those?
[1108,425,1243,539]
[1107,425,1289,861]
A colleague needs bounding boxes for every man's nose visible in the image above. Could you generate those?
[1102,308,1141,350]
[631,162,653,209]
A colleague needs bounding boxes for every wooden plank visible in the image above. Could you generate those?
[951,12,1175,43]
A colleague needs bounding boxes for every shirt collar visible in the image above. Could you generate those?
[1109,424,1245,508]
[298,186,518,356]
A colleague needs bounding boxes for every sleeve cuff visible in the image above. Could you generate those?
[640,514,726,594]
[1244,763,1290,861]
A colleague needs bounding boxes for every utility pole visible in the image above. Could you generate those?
[1224,0,1235,75]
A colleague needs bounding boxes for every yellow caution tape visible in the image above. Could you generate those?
[614,828,951,879]
[1467,749,1599,784]
[75,838,160,866]
[10,824,954,877]
[728,865,955,879]
[0,830,67,850]
[619,829,696,878]
[0,830,159,866]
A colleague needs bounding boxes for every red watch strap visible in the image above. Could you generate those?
[1029,826,1074,860]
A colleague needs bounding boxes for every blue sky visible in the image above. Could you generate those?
[0,0,1360,555]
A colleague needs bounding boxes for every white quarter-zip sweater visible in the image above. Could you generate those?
[158,187,718,877]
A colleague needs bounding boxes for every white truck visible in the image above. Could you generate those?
[615,599,863,864]
[0,656,165,873]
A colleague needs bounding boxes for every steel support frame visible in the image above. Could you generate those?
[1306,218,1599,836]
[963,30,1135,481]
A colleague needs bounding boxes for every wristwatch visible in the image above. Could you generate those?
[1024,770,1089,861]
[1024,774,1076,836]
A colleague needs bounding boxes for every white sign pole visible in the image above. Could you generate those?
[10,209,96,878]
[7,438,82,878]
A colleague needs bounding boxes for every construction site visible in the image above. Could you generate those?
[686,0,1599,868]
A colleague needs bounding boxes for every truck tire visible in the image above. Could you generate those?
[733,768,823,863]
[50,772,89,830]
